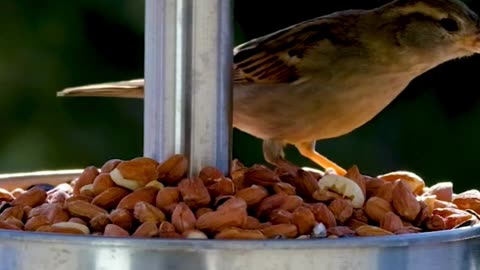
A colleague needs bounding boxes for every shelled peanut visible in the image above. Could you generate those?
[0,155,478,239]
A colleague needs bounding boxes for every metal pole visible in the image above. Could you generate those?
[144,0,233,175]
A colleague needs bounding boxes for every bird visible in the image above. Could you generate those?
[58,0,480,176]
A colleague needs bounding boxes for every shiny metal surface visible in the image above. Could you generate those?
[0,169,83,190]
[0,170,479,270]
[186,0,233,176]
[0,222,478,270]
[144,0,183,166]
[144,0,233,175]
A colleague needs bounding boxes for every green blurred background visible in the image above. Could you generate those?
[1,0,479,192]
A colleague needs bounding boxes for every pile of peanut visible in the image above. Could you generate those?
[0,155,478,239]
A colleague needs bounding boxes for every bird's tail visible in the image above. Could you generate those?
[57,79,145,99]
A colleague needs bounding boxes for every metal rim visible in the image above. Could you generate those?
[0,225,479,250]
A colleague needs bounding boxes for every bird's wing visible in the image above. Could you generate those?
[233,17,340,84]
[58,16,346,98]
[57,79,144,98]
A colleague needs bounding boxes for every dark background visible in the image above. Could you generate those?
[1,0,479,192]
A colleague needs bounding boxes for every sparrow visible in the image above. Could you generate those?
[58,0,480,176]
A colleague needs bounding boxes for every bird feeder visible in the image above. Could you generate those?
[0,1,479,269]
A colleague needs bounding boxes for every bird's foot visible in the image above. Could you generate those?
[295,141,347,176]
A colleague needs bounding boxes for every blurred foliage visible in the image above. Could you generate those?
[0,0,479,191]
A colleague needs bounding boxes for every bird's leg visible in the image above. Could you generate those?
[295,141,347,176]
[262,139,299,173]
[262,139,285,163]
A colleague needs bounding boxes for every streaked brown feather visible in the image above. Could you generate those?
[233,17,340,84]
[57,14,358,97]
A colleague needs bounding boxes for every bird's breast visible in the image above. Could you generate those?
[232,71,412,143]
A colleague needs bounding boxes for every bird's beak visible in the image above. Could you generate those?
[460,31,480,54]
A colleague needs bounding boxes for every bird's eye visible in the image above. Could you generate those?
[439,18,459,32]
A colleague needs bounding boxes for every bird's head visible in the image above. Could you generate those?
[368,0,480,63]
